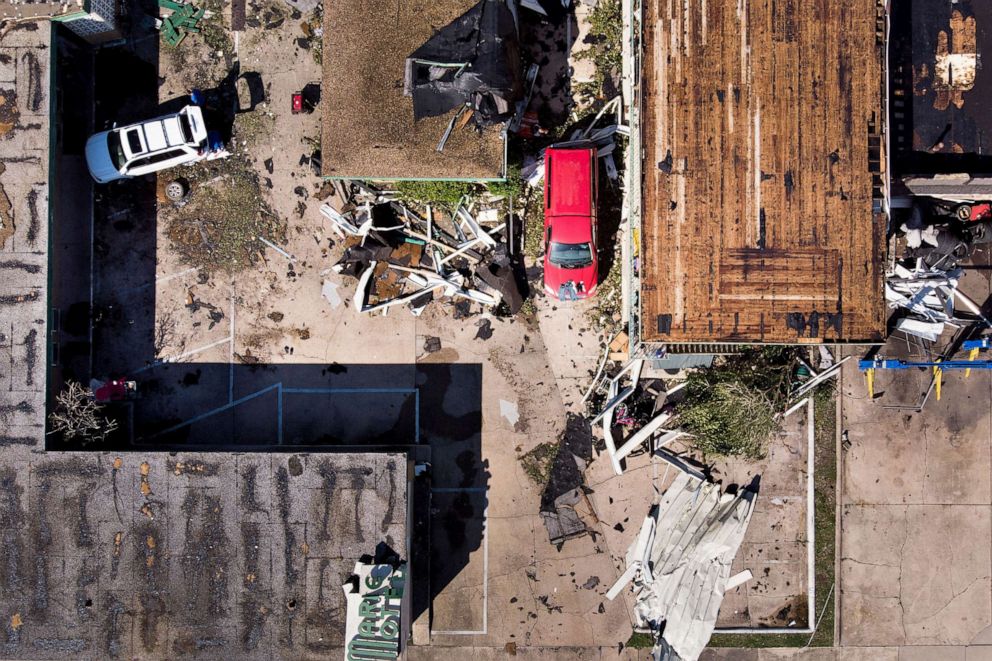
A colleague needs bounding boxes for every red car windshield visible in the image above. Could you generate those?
[549,241,593,268]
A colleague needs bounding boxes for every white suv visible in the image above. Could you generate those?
[85,105,227,183]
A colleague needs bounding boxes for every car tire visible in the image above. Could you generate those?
[165,179,189,202]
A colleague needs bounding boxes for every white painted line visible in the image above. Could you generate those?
[116,267,200,295]
[229,292,235,404]
[157,266,198,283]
[88,183,95,378]
[132,335,232,374]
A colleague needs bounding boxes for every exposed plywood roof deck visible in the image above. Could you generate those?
[640,0,887,344]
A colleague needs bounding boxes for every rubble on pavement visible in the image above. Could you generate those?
[321,180,523,317]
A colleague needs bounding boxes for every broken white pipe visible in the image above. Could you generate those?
[617,412,672,461]
[789,356,850,402]
[590,359,644,426]
[438,224,506,266]
[949,286,992,327]
[580,336,614,405]
[605,561,641,601]
[725,570,753,591]
[320,203,362,237]
[582,96,622,139]
[258,236,294,262]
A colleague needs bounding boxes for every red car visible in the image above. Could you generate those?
[542,146,599,300]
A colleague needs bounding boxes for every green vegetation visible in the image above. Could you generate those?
[519,442,559,486]
[626,632,654,649]
[522,187,545,260]
[680,381,777,459]
[485,163,525,201]
[394,180,476,211]
[574,0,623,108]
[678,347,801,459]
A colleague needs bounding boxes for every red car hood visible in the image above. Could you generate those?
[543,257,598,300]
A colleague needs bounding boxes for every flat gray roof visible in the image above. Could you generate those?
[0,21,49,447]
[0,451,409,659]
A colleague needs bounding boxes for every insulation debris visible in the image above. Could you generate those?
[606,470,757,661]
[324,181,523,317]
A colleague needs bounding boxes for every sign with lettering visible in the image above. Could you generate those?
[343,562,407,661]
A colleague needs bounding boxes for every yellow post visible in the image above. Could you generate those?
[966,347,980,378]
[866,368,875,399]
[934,361,942,401]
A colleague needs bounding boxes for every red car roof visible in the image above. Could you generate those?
[546,147,595,217]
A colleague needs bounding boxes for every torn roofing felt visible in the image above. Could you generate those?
[404,0,524,127]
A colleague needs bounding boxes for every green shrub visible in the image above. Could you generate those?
[679,381,778,459]
[485,163,525,200]
[677,347,800,459]
[574,0,623,106]
[394,180,476,210]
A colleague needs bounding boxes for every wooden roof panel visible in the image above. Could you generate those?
[640,0,887,343]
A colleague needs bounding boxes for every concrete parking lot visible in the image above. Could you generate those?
[837,250,992,660]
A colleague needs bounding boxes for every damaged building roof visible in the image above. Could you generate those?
[638,0,888,344]
[891,0,992,193]
[321,0,506,181]
[0,0,83,21]
[0,21,49,446]
[0,451,409,660]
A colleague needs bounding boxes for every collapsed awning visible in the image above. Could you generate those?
[607,471,757,661]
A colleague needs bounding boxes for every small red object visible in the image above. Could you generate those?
[292,93,303,114]
[95,378,129,403]
[970,203,992,222]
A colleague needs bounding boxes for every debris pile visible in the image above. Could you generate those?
[885,260,988,341]
[538,414,596,545]
[606,470,757,661]
[521,97,627,187]
[322,181,523,316]
[585,358,685,476]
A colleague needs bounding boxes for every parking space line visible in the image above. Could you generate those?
[132,335,232,374]
[149,382,281,438]
[229,292,235,404]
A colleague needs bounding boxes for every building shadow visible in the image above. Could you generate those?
[518,7,579,127]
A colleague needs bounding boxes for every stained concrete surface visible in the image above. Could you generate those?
[839,247,992,657]
[585,405,812,631]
